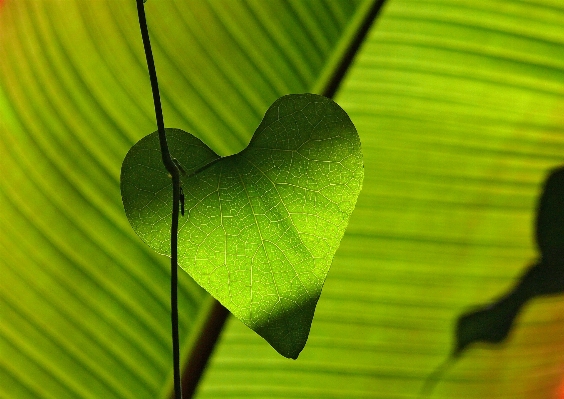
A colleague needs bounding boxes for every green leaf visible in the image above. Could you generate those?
[194,1,564,398]
[0,0,371,397]
[6,0,564,398]
[121,94,363,358]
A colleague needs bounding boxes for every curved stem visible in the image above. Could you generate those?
[135,1,182,398]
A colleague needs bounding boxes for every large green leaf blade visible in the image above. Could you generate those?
[0,0,372,397]
[194,1,564,398]
[121,94,363,358]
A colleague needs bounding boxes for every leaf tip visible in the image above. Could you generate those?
[253,296,318,359]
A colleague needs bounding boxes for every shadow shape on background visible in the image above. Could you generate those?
[456,166,564,353]
[422,166,564,396]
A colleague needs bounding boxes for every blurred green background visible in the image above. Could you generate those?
[1,1,564,398]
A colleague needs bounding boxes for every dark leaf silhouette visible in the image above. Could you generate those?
[456,166,564,354]
[422,166,564,397]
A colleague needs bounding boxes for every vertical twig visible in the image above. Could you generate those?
[135,1,182,398]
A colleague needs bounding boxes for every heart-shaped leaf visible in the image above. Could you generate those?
[120,93,363,358]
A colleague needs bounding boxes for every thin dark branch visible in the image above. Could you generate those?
[181,301,229,398]
[135,1,182,398]
[135,0,170,165]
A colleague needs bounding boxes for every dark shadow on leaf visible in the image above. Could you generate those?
[455,165,564,355]
[421,166,564,397]
[254,296,319,360]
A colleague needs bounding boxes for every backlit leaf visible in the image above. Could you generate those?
[121,94,364,358]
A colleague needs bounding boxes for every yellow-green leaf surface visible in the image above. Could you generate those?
[195,1,564,399]
[121,95,363,359]
[0,1,372,398]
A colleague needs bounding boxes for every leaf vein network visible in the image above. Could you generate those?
[240,155,319,290]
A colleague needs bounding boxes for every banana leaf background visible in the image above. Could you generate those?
[2,1,564,398]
